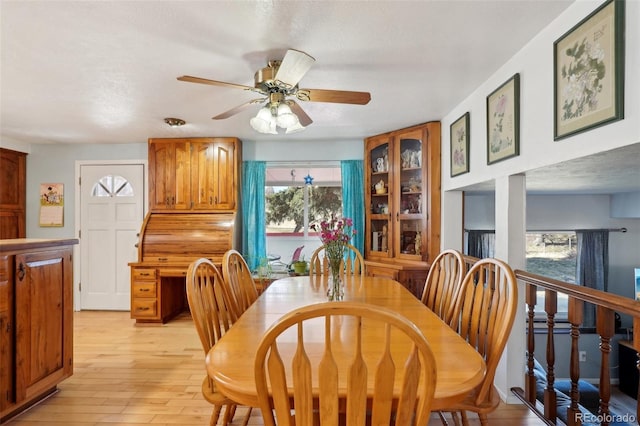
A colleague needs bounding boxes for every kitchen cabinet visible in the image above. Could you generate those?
[0,148,27,239]
[0,239,76,423]
[364,121,441,297]
[148,137,240,212]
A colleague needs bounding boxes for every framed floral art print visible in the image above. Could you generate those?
[450,112,470,176]
[486,73,520,165]
[554,0,625,140]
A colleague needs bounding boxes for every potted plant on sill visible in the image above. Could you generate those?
[291,257,308,275]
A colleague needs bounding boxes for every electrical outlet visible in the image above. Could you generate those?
[579,351,587,362]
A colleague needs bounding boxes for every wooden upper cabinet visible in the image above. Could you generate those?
[149,140,191,210]
[0,148,27,239]
[191,139,238,211]
[148,137,240,212]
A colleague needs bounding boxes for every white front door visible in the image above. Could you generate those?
[80,163,144,310]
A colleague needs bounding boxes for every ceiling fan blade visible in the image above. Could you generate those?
[178,75,254,91]
[288,101,313,127]
[274,49,315,88]
[213,99,265,120]
[297,88,371,105]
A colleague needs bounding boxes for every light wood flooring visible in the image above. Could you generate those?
[6,311,545,425]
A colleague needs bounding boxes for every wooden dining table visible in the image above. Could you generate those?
[205,274,486,411]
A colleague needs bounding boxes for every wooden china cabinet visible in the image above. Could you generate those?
[364,121,441,297]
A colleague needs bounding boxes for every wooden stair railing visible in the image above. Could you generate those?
[512,269,640,426]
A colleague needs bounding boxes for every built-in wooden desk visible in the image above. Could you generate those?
[206,275,486,411]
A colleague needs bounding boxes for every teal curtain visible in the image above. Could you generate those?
[341,160,365,255]
[242,161,266,271]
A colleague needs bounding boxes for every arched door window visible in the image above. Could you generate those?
[91,174,134,197]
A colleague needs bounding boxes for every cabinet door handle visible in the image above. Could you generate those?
[209,196,213,205]
[396,212,400,222]
[139,288,150,292]
[166,196,170,207]
[17,263,26,281]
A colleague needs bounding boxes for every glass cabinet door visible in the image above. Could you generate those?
[394,130,426,262]
[367,137,392,258]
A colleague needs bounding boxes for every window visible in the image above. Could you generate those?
[526,232,577,319]
[265,166,342,236]
[91,174,134,197]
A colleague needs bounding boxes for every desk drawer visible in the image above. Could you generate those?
[132,268,156,281]
[132,282,157,298]
[131,299,157,318]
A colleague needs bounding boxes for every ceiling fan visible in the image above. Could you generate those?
[177,49,371,134]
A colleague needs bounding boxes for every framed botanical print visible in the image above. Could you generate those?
[487,73,520,165]
[554,0,624,140]
[450,112,470,176]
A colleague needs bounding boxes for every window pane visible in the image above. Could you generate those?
[526,232,577,316]
[266,186,304,233]
[265,165,342,236]
[265,185,343,235]
[308,186,342,229]
[91,174,134,197]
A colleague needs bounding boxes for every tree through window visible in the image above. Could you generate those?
[265,166,342,235]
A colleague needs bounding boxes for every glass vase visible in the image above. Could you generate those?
[327,254,344,301]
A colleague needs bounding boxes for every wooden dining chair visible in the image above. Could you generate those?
[444,258,518,426]
[420,249,466,325]
[222,249,259,316]
[254,301,437,426]
[309,243,365,276]
[186,258,250,426]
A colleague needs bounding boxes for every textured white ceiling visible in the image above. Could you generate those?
[1,0,574,145]
[2,0,637,195]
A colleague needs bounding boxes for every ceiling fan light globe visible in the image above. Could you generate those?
[285,121,306,134]
[277,113,299,129]
[250,106,277,134]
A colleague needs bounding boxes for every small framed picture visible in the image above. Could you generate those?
[486,73,520,165]
[450,112,470,176]
[554,0,625,140]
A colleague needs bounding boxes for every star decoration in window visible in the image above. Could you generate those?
[304,174,314,185]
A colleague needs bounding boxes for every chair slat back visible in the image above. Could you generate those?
[255,301,437,426]
[186,258,238,354]
[449,257,518,405]
[309,243,365,276]
[222,249,259,316]
[420,249,466,324]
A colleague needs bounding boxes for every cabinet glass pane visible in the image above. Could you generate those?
[399,138,423,216]
[399,218,423,256]
[370,219,390,253]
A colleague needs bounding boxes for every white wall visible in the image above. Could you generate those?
[441,0,640,192]
[242,138,363,161]
[25,143,147,238]
[611,191,640,218]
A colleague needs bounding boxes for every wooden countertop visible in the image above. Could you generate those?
[0,238,79,253]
